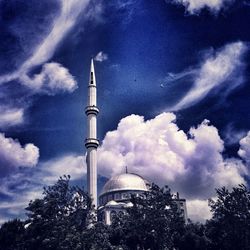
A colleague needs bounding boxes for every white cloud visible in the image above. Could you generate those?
[238,131,250,164]
[19,0,90,72]
[40,154,85,183]
[170,0,235,14]
[0,0,91,94]
[171,41,248,111]
[20,62,77,95]
[0,106,24,128]
[186,199,212,222]
[0,133,39,177]
[94,51,108,62]
[0,153,85,224]
[98,112,246,200]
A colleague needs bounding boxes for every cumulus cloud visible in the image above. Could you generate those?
[238,131,250,164]
[170,41,248,111]
[94,51,108,62]
[169,0,235,14]
[98,113,246,198]
[97,112,247,221]
[0,133,39,177]
[0,106,24,128]
[20,62,77,95]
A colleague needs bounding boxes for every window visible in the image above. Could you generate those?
[90,72,94,84]
[108,194,113,201]
[114,193,121,200]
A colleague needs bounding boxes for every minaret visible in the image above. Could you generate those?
[85,59,99,208]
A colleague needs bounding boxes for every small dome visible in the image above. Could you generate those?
[106,200,118,206]
[101,173,149,195]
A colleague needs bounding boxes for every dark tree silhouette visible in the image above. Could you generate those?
[109,184,185,250]
[177,221,211,250]
[206,184,250,250]
[24,175,93,250]
[0,219,25,250]
[2,178,250,250]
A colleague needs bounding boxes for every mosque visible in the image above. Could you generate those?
[85,59,187,225]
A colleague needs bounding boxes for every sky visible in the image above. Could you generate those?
[0,0,250,223]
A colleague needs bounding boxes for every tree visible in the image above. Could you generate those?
[0,219,25,250]
[110,184,185,250]
[24,175,93,250]
[206,184,250,250]
[177,221,211,250]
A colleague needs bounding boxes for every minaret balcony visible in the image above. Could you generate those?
[85,106,99,115]
[85,138,99,148]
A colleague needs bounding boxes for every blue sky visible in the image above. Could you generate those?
[0,0,250,222]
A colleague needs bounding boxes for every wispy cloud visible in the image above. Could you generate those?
[169,41,248,111]
[40,154,86,183]
[169,0,235,15]
[0,0,92,130]
[0,106,24,128]
[223,123,247,145]
[0,0,91,94]
[94,51,108,62]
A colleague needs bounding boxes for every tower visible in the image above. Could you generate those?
[85,59,99,208]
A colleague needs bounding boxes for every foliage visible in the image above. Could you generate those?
[1,178,250,250]
[109,184,185,250]
[206,184,250,250]
[0,219,25,250]
[177,221,211,250]
[24,175,93,250]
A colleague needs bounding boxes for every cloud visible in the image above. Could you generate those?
[169,0,235,14]
[0,0,92,129]
[170,41,248,111]
[40,154,85,183]
[0,106,24,128]
[97,112,248,221]
[0,0,91,94]
[0,153,85,224]
[0,133,39,177]
[20,62,77,95]
[186,199,212,222]
[20,0,90,71]
[238,131,250,164]
[94,51,108,62]
[98,113,246,199]
[222,124,247,145]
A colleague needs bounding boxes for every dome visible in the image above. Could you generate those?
[106,200,118,206]
[101,173,149,195]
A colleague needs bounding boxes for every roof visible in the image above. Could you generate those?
[101,173,149,195]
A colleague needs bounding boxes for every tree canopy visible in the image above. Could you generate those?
[0,177,250,250]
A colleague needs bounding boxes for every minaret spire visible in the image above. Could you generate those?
[85,58,99,208]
